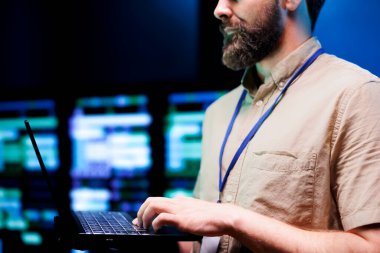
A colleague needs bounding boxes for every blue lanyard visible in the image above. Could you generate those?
[218,48,324,202]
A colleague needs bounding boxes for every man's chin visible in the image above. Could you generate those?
[222,56,245,71]
[221,44,250,71]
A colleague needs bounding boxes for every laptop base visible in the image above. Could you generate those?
[54,216,200,252]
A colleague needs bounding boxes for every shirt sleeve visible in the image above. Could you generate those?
[332,80,380,231]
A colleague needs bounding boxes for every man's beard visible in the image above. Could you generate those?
[220,1,284,71]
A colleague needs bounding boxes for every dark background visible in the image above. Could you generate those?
[0,0,241,99]
[0,0,379,252]
[1,0,380,97]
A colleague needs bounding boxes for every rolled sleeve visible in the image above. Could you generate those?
[333,80,380,230]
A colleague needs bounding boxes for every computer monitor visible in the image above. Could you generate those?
[164,91,226,198]
[69,95,152,215]
[0,99,59,247]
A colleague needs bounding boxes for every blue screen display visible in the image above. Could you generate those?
[0,99,59,246]
[164,91,226,198]
[69,95,152,214]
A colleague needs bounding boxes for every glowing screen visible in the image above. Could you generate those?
[0,99,59,247]
[69,95,152,214]
[164,91,226,198]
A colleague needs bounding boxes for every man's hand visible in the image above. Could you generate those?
[132,196,238,236]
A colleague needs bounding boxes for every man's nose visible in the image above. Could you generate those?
[214,0,233,21]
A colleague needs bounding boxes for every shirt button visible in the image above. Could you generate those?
[225,195,233,202]
[255,100,263,107]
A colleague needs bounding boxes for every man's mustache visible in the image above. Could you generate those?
[219,22,242,36]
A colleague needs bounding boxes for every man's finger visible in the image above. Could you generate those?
[136,197,153,227]
[141,198,176,229]
[152,213,178,231]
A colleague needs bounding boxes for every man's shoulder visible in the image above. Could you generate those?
[205,85,244,115]
[317,53,379,84]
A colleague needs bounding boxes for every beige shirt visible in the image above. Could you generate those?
[193,37,380,253]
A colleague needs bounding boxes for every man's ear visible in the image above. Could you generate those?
[281,0,303,12]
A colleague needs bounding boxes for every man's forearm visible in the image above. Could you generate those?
[133,196,380,252]
[228,206,379,253]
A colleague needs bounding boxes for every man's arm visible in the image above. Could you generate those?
[232,206,380,253]
[133,196,380,253]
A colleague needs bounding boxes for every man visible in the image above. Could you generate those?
[134,0,380,252]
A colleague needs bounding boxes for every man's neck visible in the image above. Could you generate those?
[255,30,311,82]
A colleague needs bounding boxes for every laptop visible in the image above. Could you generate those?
[24,119,201,251]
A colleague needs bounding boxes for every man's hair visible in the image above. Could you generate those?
[306,0,326,31]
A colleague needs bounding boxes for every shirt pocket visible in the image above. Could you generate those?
[239,151,317,227]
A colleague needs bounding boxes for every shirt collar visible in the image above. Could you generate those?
[242,37,322,94]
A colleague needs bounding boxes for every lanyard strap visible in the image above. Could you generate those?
[218,48,324,200]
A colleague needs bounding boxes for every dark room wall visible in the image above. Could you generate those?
[1,0,380,97]
[0,0,201,96]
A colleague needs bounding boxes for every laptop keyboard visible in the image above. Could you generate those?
[76,211,149,235]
